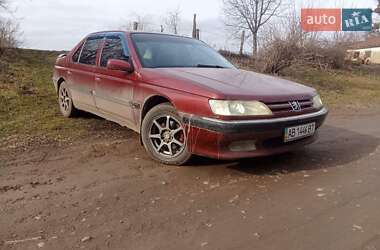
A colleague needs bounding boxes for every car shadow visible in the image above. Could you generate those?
[76,110,104,120]
[188,125,380,176]
[73,110,134,135]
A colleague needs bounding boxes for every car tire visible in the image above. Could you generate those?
[141,103,192,165]
[58,81,78,117]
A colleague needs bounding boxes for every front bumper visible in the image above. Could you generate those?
[182,108,328,160]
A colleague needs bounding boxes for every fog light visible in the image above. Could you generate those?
[229,140,257,152]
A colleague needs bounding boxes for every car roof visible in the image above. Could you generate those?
[88,30,127,37]
[87,30,195,40]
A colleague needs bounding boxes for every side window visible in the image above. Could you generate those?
[79,37,102,65]
[72,44,83,63]
[100,37,129,67]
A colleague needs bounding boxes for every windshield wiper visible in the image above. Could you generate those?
[196,64,226,68]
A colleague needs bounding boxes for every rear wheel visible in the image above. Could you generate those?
[58,81,77,117]
[141,103,192,165]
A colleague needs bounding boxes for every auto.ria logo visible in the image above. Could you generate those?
[301,8,373,31]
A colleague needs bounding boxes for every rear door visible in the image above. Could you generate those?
[67,36,103,110]
[94,35,136,129]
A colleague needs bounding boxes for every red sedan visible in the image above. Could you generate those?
[53,31,328,165]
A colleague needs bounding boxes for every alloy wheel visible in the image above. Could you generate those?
[148,115,186,158]
[59,86,71,113]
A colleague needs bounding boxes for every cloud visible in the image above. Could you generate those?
[8,0,379,51]
[10,0,224,50]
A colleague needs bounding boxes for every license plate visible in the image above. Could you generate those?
[284,122,316,142]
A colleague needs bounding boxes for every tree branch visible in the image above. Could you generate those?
[223,0,283,55]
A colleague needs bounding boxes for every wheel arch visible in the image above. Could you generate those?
[139,95,174,144]
[56,77,66,93]
[140,95,172,126]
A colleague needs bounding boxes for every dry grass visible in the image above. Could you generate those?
[225,52,380,109]
[281,64,380,109]
[0,49,124,150]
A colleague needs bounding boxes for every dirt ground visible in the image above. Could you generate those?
[1,107,380,250]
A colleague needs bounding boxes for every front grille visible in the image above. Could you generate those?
[265,99,313,113]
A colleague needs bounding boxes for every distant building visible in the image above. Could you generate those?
[346,36,380,64]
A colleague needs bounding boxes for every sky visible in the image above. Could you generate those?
[3,0,379,51]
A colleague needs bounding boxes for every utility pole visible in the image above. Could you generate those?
[133,22,139,31]
[192,14,197,38]
[196,29,200,40]
[239,30,245,55]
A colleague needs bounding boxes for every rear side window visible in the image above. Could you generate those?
[79,37,102,65]
[100,37,129,67]
[72,44,83,62]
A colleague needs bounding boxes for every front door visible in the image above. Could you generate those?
[94,35,136,129]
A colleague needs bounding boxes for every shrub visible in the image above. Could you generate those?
[0,19,19,56]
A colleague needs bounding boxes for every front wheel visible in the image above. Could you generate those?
[141,103,192,165]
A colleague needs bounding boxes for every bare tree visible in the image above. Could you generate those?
[372,0,380,33]
[0,20,18,50]
[0,0,7,9]
[375,0,380,14]
[0,0,20,56]
[223,0,282,56]
[165,7,181,35]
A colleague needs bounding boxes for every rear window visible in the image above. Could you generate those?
[79,37,102,65]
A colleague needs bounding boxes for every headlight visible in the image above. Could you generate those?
[209,100,273,116]
[312,95,323,109]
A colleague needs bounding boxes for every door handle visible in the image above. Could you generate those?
[95,77,101,81]
[67,71,72,75]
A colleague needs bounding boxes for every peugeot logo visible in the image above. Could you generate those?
[289,101,302,111]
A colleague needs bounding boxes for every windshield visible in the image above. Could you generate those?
[131,33,234,69]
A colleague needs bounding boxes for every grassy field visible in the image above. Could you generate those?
[282,64,380,108]
[0,49,122,150]
[0,49,379,150]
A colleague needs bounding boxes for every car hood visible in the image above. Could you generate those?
[142,68,317,102]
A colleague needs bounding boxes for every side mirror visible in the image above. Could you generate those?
[107,59,134,73]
